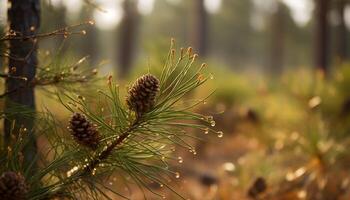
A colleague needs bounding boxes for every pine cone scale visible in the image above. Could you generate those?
[126,74,160,116]
[0,172,28,200]
[69,113,100,149]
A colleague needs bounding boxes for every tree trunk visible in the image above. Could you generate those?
[5,0,40,174]
[268,2,286,76]
[336,0,347,62]
[314,0,329,74]
[117,0,139,78]
[191,0,208,56]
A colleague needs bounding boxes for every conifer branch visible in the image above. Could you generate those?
[0,21,94,42]
[1,40,219,200]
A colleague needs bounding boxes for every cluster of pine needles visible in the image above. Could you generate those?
[0,40,220,200]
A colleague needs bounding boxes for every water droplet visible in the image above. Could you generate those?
[210,121,216,127]
[193,150,197,155]
[204,128,209,134]
[209,73,214,80]
[160,183,164,187]
[175,172,180,179]
[223,162,236,172]
[178,156,183,163]
[217,131,224,138]
[92,168,97,175]
[207,116,213,121]
[67,165,80,177]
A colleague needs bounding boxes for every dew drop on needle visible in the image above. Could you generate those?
[217,131,224,138]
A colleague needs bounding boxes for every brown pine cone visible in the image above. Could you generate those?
[126,74,160,116]
[69,113,100,149]
[0,171,28,200]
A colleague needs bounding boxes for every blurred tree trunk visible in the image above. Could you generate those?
[268,2,286,76]
[117,0,139,78]
[0,25,3,70]
[336,0,347,62]
[191,0,208,57]
[4,0,40,174]
[314,0,330,74]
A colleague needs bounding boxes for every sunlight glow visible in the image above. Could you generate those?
[345,5,350,30]
[204,0,222,14]
[281,0,314,26]
[94,5,123,30]
[0,1,6,26]
[137,0,155,15]
[51,0,83,14]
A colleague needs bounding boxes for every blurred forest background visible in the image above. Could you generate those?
[2,0,350,199]
[1,0,343,76]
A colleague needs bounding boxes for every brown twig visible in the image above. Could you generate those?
[81,120,139,175]
[47,120,140,200]
[0,21,93,42]
[0,52,27,61]
[0,73,93,98]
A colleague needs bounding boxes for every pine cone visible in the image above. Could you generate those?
[0,171,28,200]
[126,74,160,116]
[69,113,100,149]
[247,177,267,198]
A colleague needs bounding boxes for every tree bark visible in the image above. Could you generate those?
[191,0,208,57]
[117,0,139,78]
[5,0,40,173]
[314,0,329,74]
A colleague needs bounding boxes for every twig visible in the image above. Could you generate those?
[83,0,107,12]
[0,52,26,61]
[0,21,93,42]
[0,73,27,80]
[0,73,93,98]
[0,85,26,98]
[82,120,140,175]
[46,120,140,199]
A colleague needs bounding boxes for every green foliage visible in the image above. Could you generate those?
[1,41,217,199]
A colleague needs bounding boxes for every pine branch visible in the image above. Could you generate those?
[1,40,220,200]
[0,56,98,98]
[81,120,139,175]
[0,21,94,42]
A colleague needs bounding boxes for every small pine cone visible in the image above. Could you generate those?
[247,177,267,198]
[69,113,100,149]
[0,171,28,200]
[126,74,160,116]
